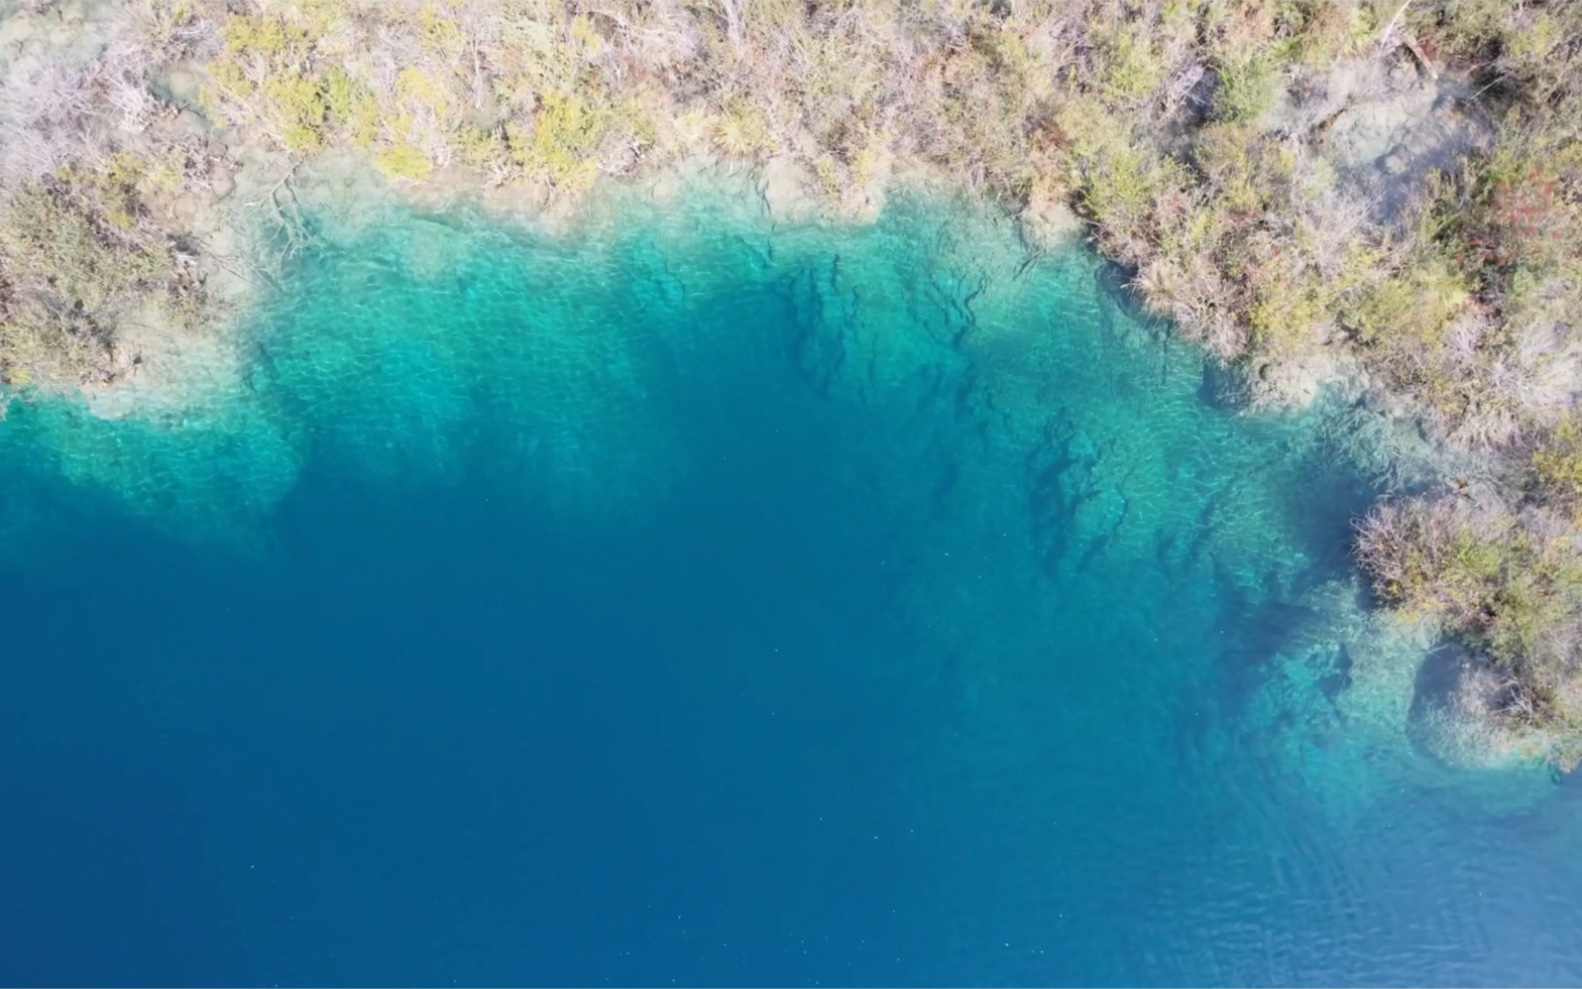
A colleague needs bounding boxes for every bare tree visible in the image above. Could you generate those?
[0,59,103,179]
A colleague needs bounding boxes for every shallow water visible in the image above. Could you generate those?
[1,179,1579,986]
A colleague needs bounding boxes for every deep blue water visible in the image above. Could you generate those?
[2,181,1580,986]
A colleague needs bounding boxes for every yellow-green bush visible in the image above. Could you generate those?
[516,90,610,191]
[1360,493,1582,734]
[323,69,382,147]
[1095,25,1167,106]
[262,73,330,152]
[0,177,180,387]
[0,305,102,387]
[1347,257,1471,347]
[1212,50,1281,124]
[1485,540,1582,676]
[1062,107,1185,252]
[713,105,776,159]
[0,184,172,315]
[1247,262,1330,352]
[1534,415,1582,508]
[223,12,310,60]
[374,143,433,182]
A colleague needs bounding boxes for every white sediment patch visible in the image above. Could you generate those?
[1242,573,1561,821]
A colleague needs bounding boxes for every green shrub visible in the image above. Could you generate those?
[1359,496,1582,715]
[1192,122,1270,214]
[517,89,610,191]
[1486,542,1582,673]
[1062,109,1184,252]
[1247,261,1329,351]
[1347,257,1470,347]
[223,12,309,59]
[1534,415,1582,508]
[1095,26,1166,106]
[0,306,106,387]
[374,142,433,182]
[330,73,383,148]
[714,105,775,158]
[263,73,330,152]
[1212,50,1281,124]
[0,184,171,315]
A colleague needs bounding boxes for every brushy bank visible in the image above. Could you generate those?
[2,0,1580,761]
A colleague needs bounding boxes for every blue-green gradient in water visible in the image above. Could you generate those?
[2,178,1580,986]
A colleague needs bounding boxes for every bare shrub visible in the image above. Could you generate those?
[0,60,101,179]
[1356,495,1500,625]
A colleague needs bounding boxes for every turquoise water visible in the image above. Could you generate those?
[1,176,1580,985]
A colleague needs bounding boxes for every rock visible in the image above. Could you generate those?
[1020,189,1085,249]
[170,107,211,139]
[757,157,819,225]
[170,191,201,225]
[647,169,683,206]
[1407,644,1563,771]
[1245,348,1363,410]
[160,67,204,109]
[0,15,35,49]
[208,168,235,202]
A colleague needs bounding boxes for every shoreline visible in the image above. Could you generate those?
[18,147,1556,775]
[1,0,1578,769]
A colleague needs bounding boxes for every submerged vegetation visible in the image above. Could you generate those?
[1,0,1581,757]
